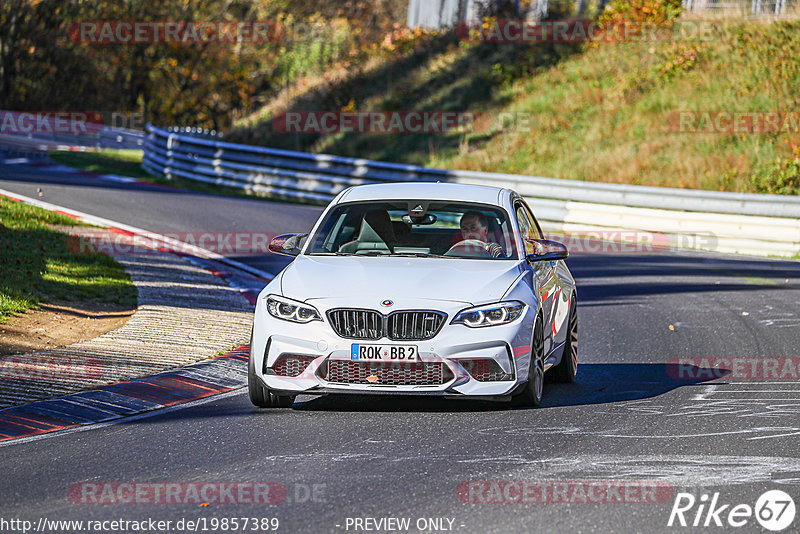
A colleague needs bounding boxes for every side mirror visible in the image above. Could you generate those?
[268,233,308,257]
[525,239,569,262]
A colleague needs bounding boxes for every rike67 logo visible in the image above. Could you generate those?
[668,490,796,531]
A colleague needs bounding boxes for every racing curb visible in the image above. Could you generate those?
[0,345,250,443]
[0,181,275,434]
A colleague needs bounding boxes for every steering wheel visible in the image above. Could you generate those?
[444,239,492,258]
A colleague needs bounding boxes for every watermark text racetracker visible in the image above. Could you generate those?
[70,482,284,505]
[456,19,716,43]
[457,480,675,503]
[67,231,282,256]
[669,110,800,134]
[66,229,717,256]
[0,110,145,134]
[69,481,325,505]
[668,357,800,381]
[68,21,328,44]
[0,355,102,381]
[542,230,716,255]
[273,110,608,135]
[0,516,280,533]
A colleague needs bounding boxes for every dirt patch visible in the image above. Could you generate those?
[0,302,134,356]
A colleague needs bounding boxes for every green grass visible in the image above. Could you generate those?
[50,149,151,180]
[228,18,800,194]
[0,197,137,322]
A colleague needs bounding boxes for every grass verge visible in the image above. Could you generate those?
[50,149,151,180]
[0,196,137,322]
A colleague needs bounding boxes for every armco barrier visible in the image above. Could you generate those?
[0,110,144,153]
[143,124,800,258]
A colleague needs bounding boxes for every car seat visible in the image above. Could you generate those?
[338,210,396,254]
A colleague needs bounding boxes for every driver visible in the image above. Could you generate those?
[459,211,504,258]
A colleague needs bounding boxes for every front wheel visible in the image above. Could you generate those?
[512,316,544,407]
[550,296,578,383]
[248,355,295,408]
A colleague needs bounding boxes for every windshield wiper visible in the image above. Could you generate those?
[389,253,437,258]
[312,252,357,256]
[355,250,392,256]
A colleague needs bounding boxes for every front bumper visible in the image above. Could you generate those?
[251,295,535,397]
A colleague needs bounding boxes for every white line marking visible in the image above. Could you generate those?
[98,174,138,183]
[728,380,800,391]
[598,429,757,439]
[691,384,718,401]
[704,389,800,394]
[747,429,800,440]
[691,398,800,402]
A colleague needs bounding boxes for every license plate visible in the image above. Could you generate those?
[350,344,418,362]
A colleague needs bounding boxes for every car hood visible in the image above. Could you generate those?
[280,255,523,306]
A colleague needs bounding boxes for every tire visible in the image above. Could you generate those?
[248,352,295,408]
[512,315,545,407]
[248,354,272,407]
[550,297,578,383]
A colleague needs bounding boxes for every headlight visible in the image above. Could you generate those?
[266,295,322,323]
[452,301,525,328]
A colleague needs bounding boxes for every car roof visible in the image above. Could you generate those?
[337,182,510,206]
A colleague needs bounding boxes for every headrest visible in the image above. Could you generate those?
[360,210,395,243]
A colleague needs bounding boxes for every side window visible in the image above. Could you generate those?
[323,212,347,252]
[515,204,537,256]
[521,200,544,239]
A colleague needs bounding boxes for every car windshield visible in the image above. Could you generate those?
[307,201,518,260]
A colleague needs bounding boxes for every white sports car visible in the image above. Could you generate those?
[249,182,577,407]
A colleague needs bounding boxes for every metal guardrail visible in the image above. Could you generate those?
[683,0,799,16]
[0,110,144,153]
[143,123,800,257]
[0,134,57,156]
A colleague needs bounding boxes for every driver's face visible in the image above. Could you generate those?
[460,215,488,242]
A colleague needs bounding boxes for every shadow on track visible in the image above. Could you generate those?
[106,363,725,427]
[289,363,721,413]
[567,254,800,304]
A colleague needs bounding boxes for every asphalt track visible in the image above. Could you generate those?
[1,160,800,533]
